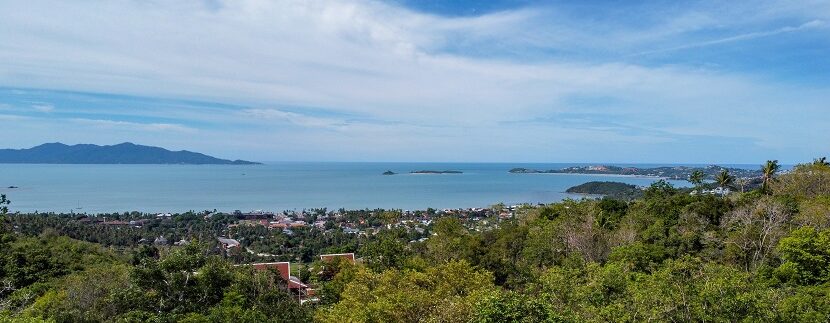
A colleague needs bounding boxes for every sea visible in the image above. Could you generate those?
[0,162,762,214]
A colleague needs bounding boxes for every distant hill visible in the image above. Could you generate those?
[0,143,260,164]
[511,165,761,179]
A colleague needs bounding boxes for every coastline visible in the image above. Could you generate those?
[513,172,665,179]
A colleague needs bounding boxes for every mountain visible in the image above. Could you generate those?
[0,143,260,164]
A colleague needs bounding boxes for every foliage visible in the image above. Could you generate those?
[3,158,830,322]
[688,170,705,188]
[715,169,735,189]
[761,160,781,194]
[315,260,494,323]
[776,226,830,285]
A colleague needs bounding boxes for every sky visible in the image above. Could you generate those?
[0,0,828,163]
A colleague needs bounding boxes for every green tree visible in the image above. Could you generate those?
[774,162,830,200]
[761,160,781,194]
[473,290,552,323]
[813,157,829,167]
[776,227,830,285]
[359,232,409,272]
[0,194,9,216]
[688,170,705,189]
[715,169,735,192]
[316,260,495,323]
[1,194,9,236]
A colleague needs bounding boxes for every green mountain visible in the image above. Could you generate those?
[0,142,260,164]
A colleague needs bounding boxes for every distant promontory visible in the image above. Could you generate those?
[510,165,760,179]
[0,143,260,165]
[410,170,463,174]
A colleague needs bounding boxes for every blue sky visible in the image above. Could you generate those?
[0,0,828,163]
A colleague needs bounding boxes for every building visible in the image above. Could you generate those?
[217,237,240,249]
[153,236,168,246]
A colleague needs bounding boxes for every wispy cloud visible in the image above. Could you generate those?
[633,19,827,56]
[241,108,349,129]
[69,118,196,133]
[30,102,54,113]
[0,0,827,162]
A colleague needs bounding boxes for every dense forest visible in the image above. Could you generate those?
[2,159,830,322]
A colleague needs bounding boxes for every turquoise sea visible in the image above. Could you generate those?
[0,162,754,214]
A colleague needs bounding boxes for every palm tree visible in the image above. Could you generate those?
[715,169,734,190]
[736,177,749,193]
[813,157,829,167]
[761,160,780,194]
[688,170,704,190]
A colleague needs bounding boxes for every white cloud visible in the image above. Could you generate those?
[69,118,196,133]
[31,103,54,113]
[0,0,827,162]
[241,108,347,129]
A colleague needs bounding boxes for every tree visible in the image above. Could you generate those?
[775,162,830,200]
[761,160,781,194]
[715,170,735,191]
[813,157,829,167]
[359,232,409,272]
[643,180,678,200]
[0,194,9,236]
[721,198,791,270]
[0,194,9,215]
[736,177,749,193]
[315,260,495,323]
[776,227,830,285]
[688,170,705,190]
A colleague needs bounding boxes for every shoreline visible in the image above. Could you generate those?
[512,172,666,179]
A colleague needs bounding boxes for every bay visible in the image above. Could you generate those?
[0,162,731,213]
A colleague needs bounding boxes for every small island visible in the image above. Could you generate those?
[509,167,555,174]
[410,170,463,174]
[382,170,396,175]
[566,181,642,199]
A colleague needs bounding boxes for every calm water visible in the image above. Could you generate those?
[0,162,742,214]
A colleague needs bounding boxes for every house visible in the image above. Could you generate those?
[690,187,732,196]
[129,219,150,227]
[153,236,168,246]
[290,221,307,228]
[217,237,240,249]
